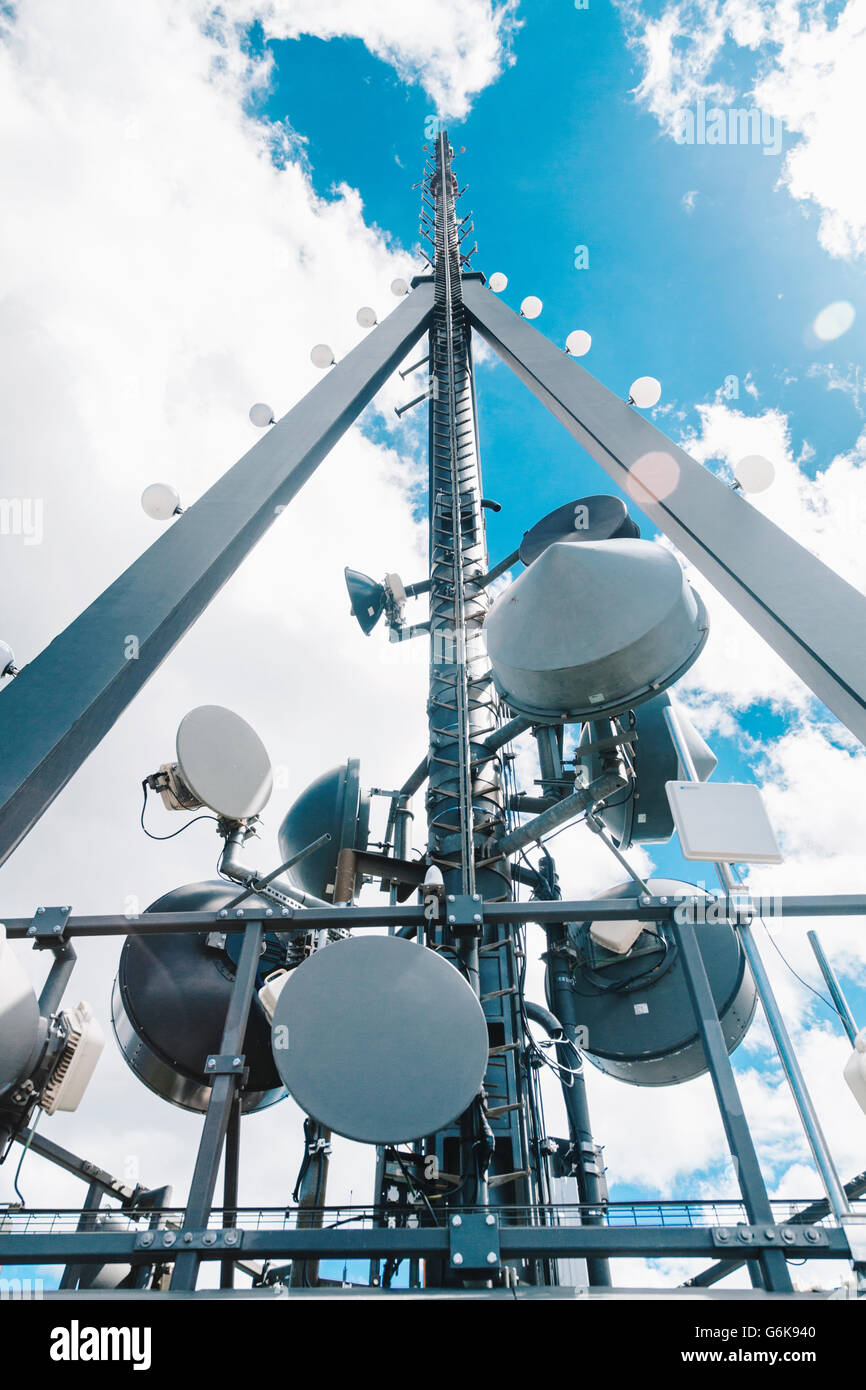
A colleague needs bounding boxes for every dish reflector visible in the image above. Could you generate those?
[484,539,708,721]
[519,494,639,567]
[0,924,40,1093]
[310,343,335,368]
[270,936,489,1143]
[734,455,775,494]
[175,705,273,821]
[488,272,508,292]
[629,376,661,408]
[553,879,756,1086]
[141,483,181,521]
[356,306,377,328]
[277,760,369,902]
[390,278,409,297]
[0,639,16,678]
[249,402,274,427]
[565,329,591,356]
[520,295,543,319]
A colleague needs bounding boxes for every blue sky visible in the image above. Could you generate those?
[245,5,866,1207]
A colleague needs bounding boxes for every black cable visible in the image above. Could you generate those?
[139,781,218,841]
[728,865,842,1023]
[11,1109,40,1207]
[392,1150,439,1227]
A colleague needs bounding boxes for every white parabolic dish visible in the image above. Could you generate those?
[175,705,273,821]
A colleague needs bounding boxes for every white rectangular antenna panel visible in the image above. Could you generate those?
[665,781,783,863]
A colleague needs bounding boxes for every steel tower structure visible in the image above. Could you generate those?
[421,135,537,1236]
[1,131,866,1298]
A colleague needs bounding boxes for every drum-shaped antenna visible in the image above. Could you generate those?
[519,494,639,567]
[277,760,370,901]
[549,879,756,1086]
[111,881,286,1114]
[484,539,708,722]
[271,936,490,1143]
[175,705,273,821]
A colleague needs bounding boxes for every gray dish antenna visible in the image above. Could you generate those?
[519,494,639,566]
[175,705,273,821]
[271,935,489,1143]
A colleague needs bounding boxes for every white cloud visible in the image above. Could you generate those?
[0,0,450,1224]
[808,361,866,417]
[670,401,866,726]
[222,0,521,120]
[617,0,866,258]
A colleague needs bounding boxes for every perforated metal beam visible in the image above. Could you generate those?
[0,287,434,866]
[463,280,866,747]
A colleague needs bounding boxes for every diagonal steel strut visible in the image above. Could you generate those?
[0,287,434,866]
[463,279,866,747]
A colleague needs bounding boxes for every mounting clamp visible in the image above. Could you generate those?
[449,1212,500,1272]
[444,893,484,938]
[205,1054,247,1079]
[27,905,72,945]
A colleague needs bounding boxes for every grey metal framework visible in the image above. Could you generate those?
[2,130,866,1296]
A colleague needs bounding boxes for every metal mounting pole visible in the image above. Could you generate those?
[807,930,859,1045]
[170,920,263,1290]
[219,1094,242,1290]
[663,705,851,1225]
[670,916,793,1291]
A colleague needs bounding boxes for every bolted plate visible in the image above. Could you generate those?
[271,935,489,1143]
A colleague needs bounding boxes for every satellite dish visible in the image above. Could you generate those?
[175,705,273,821]
[551,879,756,1086]
[277,759,370,902]
[629,377,662,409]
[484,539,709,721]
[390,278,409,297]
[519,494,640,567]
[356,306,377,329]
[520,295,543,319]
[249,402,275,428]
[344,567,386,635]
[270,936,489,1143]
[734,455,775,494]
[0,924,41,1094]
[488,272,508,293]
[310,344,335,369]
[0,639,17,678]
[112,881,285,1114]
[565,329,592,356]
[141,483,181,521]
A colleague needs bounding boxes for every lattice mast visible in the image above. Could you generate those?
[421,132,543,1239]
[425,131,508,903]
